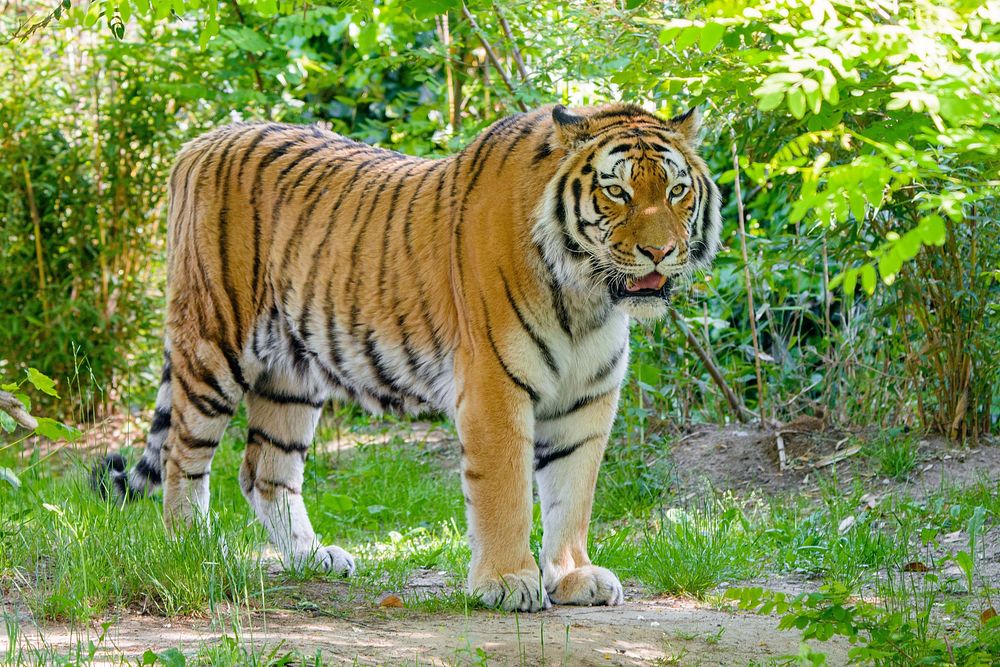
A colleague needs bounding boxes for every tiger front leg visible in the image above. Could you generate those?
[456,365,549,612]
[535,389,623,606]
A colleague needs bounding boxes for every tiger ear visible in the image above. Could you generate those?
[552,105,591,148]
[668,107,702,143]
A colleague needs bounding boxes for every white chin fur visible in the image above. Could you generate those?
[618,297,669,322]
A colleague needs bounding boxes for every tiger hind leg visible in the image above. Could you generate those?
[240,368,355,575]
[160,340,244,531]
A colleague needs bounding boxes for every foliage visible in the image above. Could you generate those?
[726,582,1000,666]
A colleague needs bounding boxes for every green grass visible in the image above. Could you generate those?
[1,416,998,666]
[866,429,922,480]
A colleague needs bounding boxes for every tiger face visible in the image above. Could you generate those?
[538,104,722,321]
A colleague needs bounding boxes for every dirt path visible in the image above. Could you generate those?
[12,597,848,666]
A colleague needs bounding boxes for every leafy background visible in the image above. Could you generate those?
[1,0,998,440]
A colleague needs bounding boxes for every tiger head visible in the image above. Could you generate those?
[534,104,722,321]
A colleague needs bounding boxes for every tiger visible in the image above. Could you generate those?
[96,102,722,612]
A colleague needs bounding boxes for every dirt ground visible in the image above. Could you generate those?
[6,421,998,666]
[12,595,849,666]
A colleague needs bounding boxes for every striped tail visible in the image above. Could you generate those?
[92,348,172,501]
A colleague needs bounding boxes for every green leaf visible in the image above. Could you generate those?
[819,67,837,101]
[0,467,20,490]
[151,648,187,667]
[897,230,922,261]
[842,268,858,297]
[674,26,700,51]
[878,249,903,282]
[786,87,806,119]
[224,26,271,53]
[699,21,725,52]
[848,190,866,222]
[0,411,16,433]
[801,78,822,114]
[918,215,946,245]
[34,418,82,442]
[757,92,784,112]
[26,368,59,398]
[860,265,876,296]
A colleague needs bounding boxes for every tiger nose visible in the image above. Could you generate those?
[637,243,676,264]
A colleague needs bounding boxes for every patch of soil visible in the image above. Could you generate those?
[669,424,1000,501]
[11,599,849,666]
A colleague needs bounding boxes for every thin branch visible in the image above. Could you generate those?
[673,313,754,423]
[493,2,528,81]
[461,4,528,112]
[732,139,769,422]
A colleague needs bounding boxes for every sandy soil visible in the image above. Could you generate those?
[10,596,849,666]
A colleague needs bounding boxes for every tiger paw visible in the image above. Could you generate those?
[471,569,551,612]
[288,544,356,577]
[546,565,624,606]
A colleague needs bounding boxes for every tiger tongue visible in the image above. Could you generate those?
[626,272,667,292]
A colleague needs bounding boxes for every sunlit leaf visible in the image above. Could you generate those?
[26,368,59,398]
[34,418,82,442]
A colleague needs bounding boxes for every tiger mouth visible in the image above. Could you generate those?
[611,272,673,300]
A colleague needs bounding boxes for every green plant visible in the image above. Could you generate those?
[727,582,1000,666]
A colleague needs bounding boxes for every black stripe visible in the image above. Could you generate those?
[252,385,324,409]
[175,374,235,418]
[248,427,310,454]
[500,271,558,375]
[534,243,574,340]
[483,307,539,403]
[150,408,171,435]
[183,351,235,406]
[177,432,220,449]
[217,130,258,355]
[537,388,615,421]
[497,114,539,171]
[587,342,627,385]
[534,434,602,471]
[134,457,161,486]
[532,138,554,164]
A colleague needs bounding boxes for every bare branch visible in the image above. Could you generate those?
[493,3,528,81]
[0,391,38,431]
[673,313,754,423]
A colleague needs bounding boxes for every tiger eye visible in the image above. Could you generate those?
[670,184,687,197]
[606,185,625,198]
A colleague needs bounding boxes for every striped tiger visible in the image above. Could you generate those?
[96,103,722,612]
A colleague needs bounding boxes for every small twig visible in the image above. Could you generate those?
[775,433,787,471]
[0,391,38,431]
[673,313,754,423]
[732,139,769,422]
[493,3,528,81]
[461,4,528,112]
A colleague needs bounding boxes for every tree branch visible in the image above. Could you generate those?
[0,391,38,431]
[493,2,528,81]
[461,4,527,112]
[673,313,754,423]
